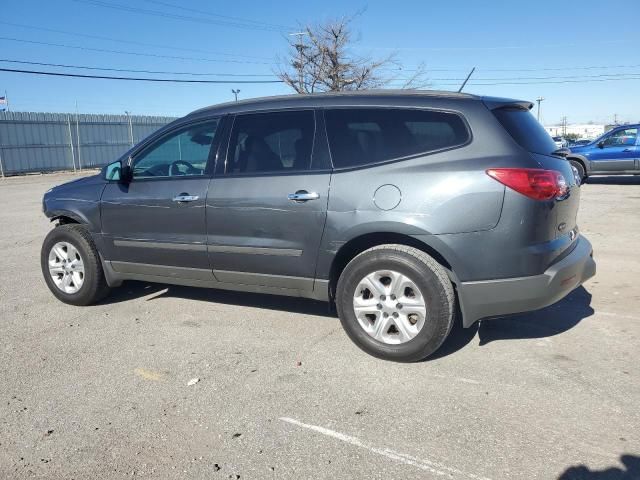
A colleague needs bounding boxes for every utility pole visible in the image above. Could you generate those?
[4,90,9,112]
[75,101,82,171]
[125,111,134,146]
[231,89,240,102]
[66,115,77,173]
[613,113,618,125]
[289,31,308,92]
[536,97,545,122]
[561,116,567,136]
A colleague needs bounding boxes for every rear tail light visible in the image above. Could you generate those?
[486,168,568,201]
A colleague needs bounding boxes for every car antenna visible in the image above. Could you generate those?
[458,67,476,93]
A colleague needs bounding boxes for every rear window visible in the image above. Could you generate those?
[325,108,470,169]
[493,107,558,155]
[226,110,316,174]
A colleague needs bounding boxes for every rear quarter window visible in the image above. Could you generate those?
[493,107,557,155]
[325,108,470,169]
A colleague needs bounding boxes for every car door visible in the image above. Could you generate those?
[100,118,221,279]
[589,127,638,172]
[206,109,332,290]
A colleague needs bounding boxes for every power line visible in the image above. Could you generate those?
[387,63,640,73]
[139,0,293,30]
[0,67,284,84]
[0,36,271,65]
[0,20,270,60]
[4,21,639,76]
[0,59,428,83]
[476,64,640,72]
[363,39,628,52]
[5,66,640,87]
[426,77,640,87]
[429,72,640,81]
[72,0,287,32]
[0,59,277,77]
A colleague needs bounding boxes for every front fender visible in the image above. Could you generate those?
[43,177,106,233]
[44,197,100,232]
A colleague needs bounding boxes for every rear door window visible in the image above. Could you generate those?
[225,110,316,174]
[493,107,558,155]
[324,108,470,169]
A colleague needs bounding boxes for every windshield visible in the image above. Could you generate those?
[493,107,558,155]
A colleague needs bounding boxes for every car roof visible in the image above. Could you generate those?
[610,124,640,129]
[186,90,532,118]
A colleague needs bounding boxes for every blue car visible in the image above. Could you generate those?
[567,125,639,180]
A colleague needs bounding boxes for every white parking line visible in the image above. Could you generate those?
[279,417,492,480]
[596,311,640,321]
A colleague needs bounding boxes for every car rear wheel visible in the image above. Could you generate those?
[41,224,110,306]
[336,244,455,362]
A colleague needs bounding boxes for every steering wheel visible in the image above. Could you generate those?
[169,160,198,176]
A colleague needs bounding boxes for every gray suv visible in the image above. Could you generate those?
[41,91,596,361]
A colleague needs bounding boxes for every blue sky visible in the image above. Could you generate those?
[1,0,637,125]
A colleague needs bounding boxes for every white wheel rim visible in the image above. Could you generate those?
[353,270,427,345]
[48,241,85,294]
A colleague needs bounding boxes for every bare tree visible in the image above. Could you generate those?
[277,16,427,93]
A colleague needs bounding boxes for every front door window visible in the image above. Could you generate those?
[133,121,219,178]
[603,128,637,148]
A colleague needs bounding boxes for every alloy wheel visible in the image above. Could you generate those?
[48,241,85,294]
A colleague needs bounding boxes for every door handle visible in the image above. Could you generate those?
[623,148,633,152]
[287,190,320,202]
[173,194,199,203]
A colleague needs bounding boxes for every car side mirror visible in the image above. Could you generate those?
[597,141,605,149]
[102,158,132,183]
[103,160,122,181]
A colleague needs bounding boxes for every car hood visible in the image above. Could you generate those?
[46,174,106,194]
[43,173,108,219]
[568,144,591,154]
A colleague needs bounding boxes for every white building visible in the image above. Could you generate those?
[544,124,606,139]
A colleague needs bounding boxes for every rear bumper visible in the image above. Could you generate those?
[457,236,596,327]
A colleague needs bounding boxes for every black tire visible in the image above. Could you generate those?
[41,224,110,306]
[336,244,455,362]
[569,160,586,182]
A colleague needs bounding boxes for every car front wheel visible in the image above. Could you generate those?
[569,160,586,183]
[41,224,110,306]
[336,244,455,362]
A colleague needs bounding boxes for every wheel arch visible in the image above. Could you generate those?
[566,154,589,174]
[47,209,88,226]
[328,232,457,301]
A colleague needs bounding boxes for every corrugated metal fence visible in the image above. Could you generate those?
[0,111,176,176]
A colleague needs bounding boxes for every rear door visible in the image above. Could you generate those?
[589,127,638,172]
[206,109,332,288]
[100,118,221,279]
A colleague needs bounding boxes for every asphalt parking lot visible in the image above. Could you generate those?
[0,172,639,479]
